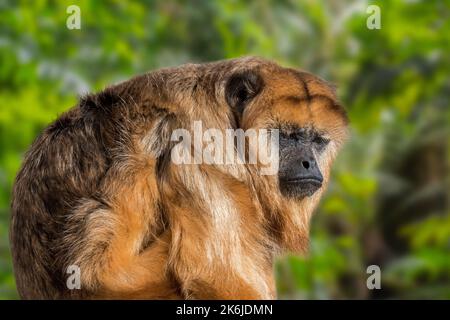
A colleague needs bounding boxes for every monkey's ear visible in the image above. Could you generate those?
[225,70,264,114]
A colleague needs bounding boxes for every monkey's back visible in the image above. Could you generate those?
[10,106,110,299]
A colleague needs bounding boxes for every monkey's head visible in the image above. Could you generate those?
[142,56,347,210]
[219,57,348,202]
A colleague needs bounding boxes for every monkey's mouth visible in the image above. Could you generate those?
[279,177,322,198]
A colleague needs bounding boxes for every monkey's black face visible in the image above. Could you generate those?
[278,127,328,199]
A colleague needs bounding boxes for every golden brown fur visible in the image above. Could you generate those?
[10,57,348,299]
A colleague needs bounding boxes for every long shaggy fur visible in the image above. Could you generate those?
[10,57,348,299]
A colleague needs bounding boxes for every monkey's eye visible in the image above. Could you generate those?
[313,136,329,149]
[280,131,299,141]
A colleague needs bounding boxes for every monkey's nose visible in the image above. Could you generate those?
[295,158,323,184]
[302,160,310,169]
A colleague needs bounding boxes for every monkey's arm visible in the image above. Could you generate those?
[61,160,179,299]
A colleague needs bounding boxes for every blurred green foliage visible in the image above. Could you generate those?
[0,0,449,299]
